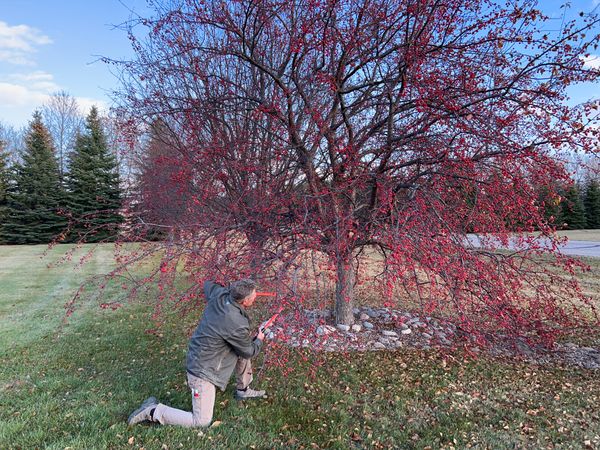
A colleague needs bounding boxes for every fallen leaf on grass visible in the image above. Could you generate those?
[211,420,222,428]
[128,436,134,445]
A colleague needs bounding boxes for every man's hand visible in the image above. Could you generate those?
[256,329,265,341]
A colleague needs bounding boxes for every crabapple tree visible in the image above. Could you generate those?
[111,0,600,345]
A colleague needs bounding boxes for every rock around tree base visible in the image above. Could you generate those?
[272,306,600,371]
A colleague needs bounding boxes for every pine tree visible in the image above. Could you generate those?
[584,179,600,229]
[0,140,11,243]
[66,106,122,242]
[561,184,587,230]
[537,184,563,228]
[2,112,67,244]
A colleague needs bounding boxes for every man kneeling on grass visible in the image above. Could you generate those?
[128,279,267,427]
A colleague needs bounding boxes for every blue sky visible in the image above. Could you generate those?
[0,0,151,127]
[0,0,599,128]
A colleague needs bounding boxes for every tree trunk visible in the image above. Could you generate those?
[335,257,355,325]
[247,233,266,280]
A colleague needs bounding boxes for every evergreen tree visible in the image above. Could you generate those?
[584,179,600,229]
[66,106,122,242]
[0,140,10,243]
[537,184,563,228]
[2,112,67,244]
[561,184,587,230]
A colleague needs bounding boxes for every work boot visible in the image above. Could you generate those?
[235,387,266,400]
[128,396,158,425]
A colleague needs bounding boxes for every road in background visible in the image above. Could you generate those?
[465,235,600,258]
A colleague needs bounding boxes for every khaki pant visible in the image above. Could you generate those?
[152,358,254,427]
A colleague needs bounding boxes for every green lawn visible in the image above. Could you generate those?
[1,244,599,449]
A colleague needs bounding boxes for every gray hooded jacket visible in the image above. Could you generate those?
[186,281,263,390]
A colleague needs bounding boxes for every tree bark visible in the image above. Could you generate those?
[335,257,355,325]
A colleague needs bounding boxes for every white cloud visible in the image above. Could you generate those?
[0,81,48,107]
[77,97,109,116]
[582,54,600,70]
[0,21,52,65]
[0,72,107,126]
[6,71,60,92]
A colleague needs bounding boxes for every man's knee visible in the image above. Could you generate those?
[192,416,212,427]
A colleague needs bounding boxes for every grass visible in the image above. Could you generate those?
[558,230,600,242]
[1,244,600,449]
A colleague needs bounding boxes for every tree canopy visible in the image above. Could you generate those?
[112,0,600,346]
[66,106,123,242]
[2,112,67,244]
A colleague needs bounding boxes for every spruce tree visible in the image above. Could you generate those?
[584,179,600,229]
[0,140,10,243]
[537,184,563,228]
[2,112,67,244]
[561,184,587,230]
[66,106,122,242]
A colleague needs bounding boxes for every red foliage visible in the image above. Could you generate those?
[106,0,600,347]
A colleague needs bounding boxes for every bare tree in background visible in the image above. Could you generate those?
[100,111,140,192]
[42,91,83,178]
[0,121,24,165]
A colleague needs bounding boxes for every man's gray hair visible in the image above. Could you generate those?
[230,279,257,302]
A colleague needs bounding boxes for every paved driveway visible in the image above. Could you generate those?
[556,240,600,258]
[465,235,600,258]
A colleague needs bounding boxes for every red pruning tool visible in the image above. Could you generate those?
[260,305,284,333]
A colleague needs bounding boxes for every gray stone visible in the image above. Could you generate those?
[382,330,398,337]
[401,328,412,335]
[400,323,410,330]
[422,333,432,340]
[359,313,370,321]
[316,325,335,336]
[351,324,362,332]
[363,321,374,330]
[374,342,386,349]
[352,308,360,315]
[367,309,381,318]
[336,324,350,332]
